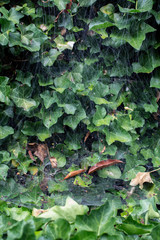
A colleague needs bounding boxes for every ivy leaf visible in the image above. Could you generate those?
[78,0,97,7]
[40,90,59,109]
[11,86,37,111]
[34,197,89,223]
[54,0,70,10]
[119,0,153,13]
[8,8,24,24]
[0,164,9,180]
[111,22,155,50]
[54,35,75,51]
[93,106,114,126]
[63,106,86,130]
[42,108,63,129]
[103,126,132,145]
[16,70,33,87]
[75,201,117,236]
[41,49,61,67]
[150,69,160,88]
[44,219,71,240]
[0,126,14,139]
[98,166,122,179]
[116,216,152,235]
[133,49,160,73]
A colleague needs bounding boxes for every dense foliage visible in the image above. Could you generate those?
[0,0,160,238]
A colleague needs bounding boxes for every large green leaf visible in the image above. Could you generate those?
[35,197,89,223]
[0,164,9,180]
[63,106,86,130]
[133,49,160,73]
[116,216,153,235]
[44,219,71,240]
[103,125,132,145]
[41,49,61,67]
[54,0,70,10]
[0,126,14,139]
[111,22,155,50]
[75,201,117,236]
[11,86,37,111]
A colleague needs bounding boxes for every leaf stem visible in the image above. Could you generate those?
[149,167,160,173]
[135,0,138,10]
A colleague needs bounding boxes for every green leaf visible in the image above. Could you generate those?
[132,49,160,73]
[54,35,75,51]
[40,90,59,109]
[0,126,14,139]
[8,8,24,24]
[49,150,66,167]
[0,164,9,180]
[54,0,70,10]
[11,86,37,111]
[6,207,30,221]
[41,49,61,67]
[116,215,152,235]
[137,0,153,12]
[93,106,114,126]
[22,121,52,141]
[71,231,97,240]
[98,166,121,179]
[44,219,71,240]
[103,126,132,145]
[63,106,86,130]
[0,32,9,45]
[35,197,89,223]
[111,22,155,50]
[151,225,160,239]
[16,70,33,87]
[78,0,97,7]
[43,108,63,129]
[7,219,36,240]
[150,69,160,88]
[75,201,117,236]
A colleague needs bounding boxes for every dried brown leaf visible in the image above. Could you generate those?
[49,157,57,168]
[32,208,48,217]
[88,159,123,174]
[130,172,153,189]
[84,131,90,143]
[33,144,49,162]
[63,169,86,180]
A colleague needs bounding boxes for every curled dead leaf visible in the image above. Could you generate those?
[49,157,57,168]
[64,169,86,180]
[88,159,123,174]
[130,172,153,189]
[100,146,106,154]
[27,143,49,162]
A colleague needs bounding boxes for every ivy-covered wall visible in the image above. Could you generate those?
[0,0,160,205]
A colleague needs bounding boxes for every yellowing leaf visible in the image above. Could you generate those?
[130,172,153,189]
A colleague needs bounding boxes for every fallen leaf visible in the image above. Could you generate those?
[49,157,57,168]
[84,131,90,143]
[27,143,49,162]
[64,169,86,180]
[130,172,153,189]
[88,159,123,174]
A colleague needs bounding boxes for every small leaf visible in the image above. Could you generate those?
[130,172,153,189]
[88,159,123,174]
[41,49,61,67]
[64,169,86,180]
[0,126,14,139]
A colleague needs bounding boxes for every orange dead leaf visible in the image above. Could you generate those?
[63,169,86,180]
[49,157,57,168]
[130,172,153,189]
[32,208,48,217]
[84,131,90,143]
[88,159,123,174]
